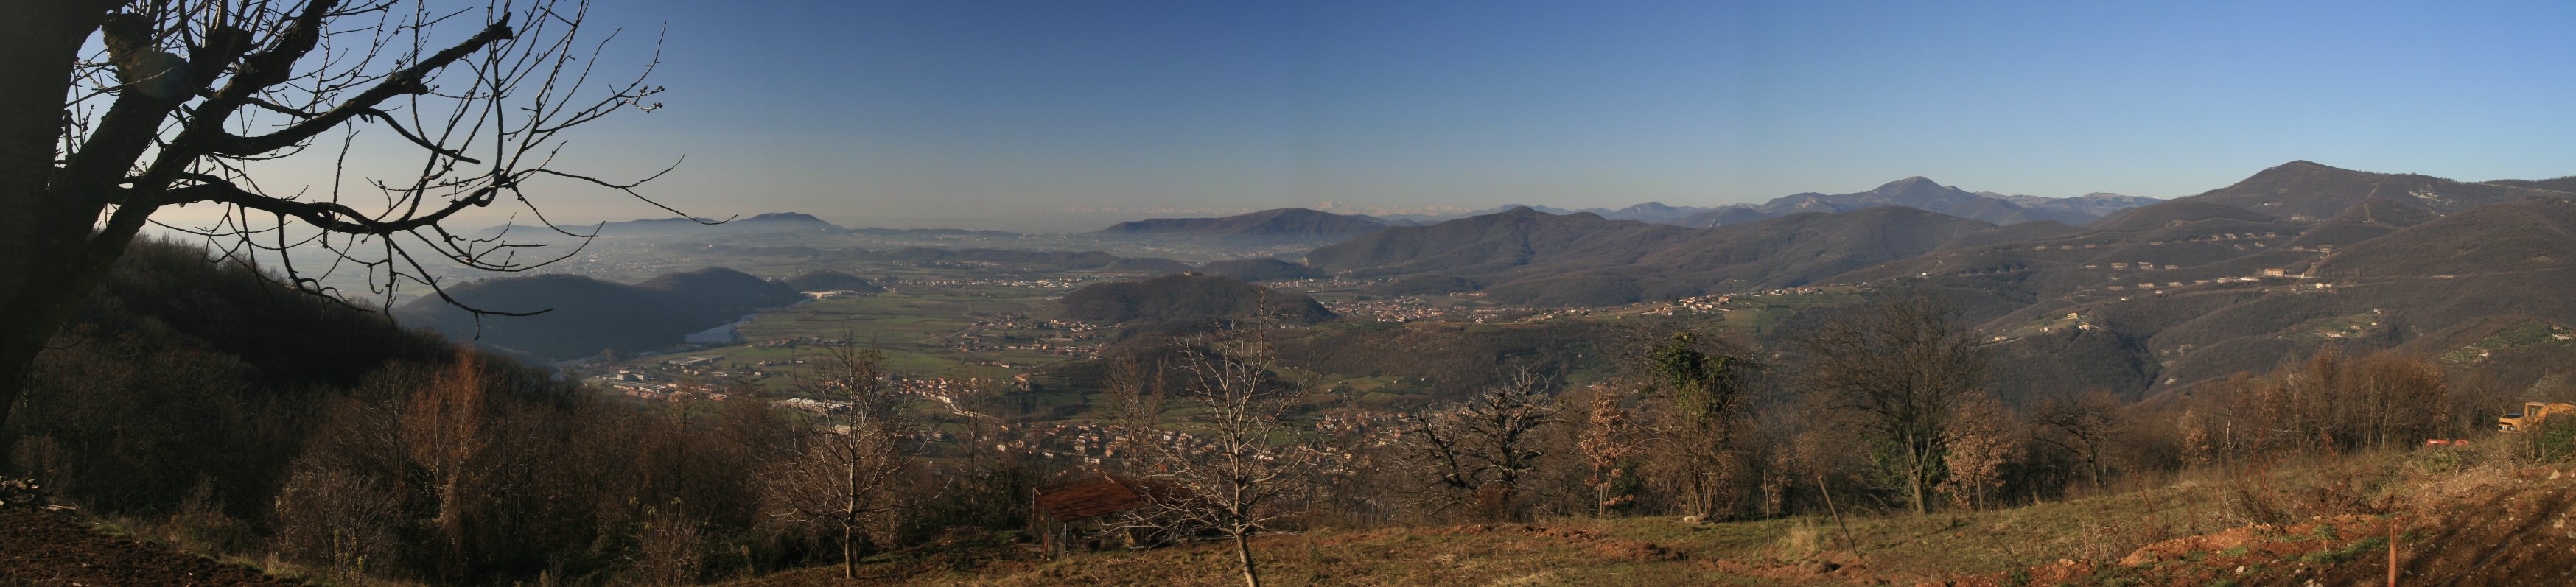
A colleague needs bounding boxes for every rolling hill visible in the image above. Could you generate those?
[2145,160,2569,222]
[1197,257,1320,281]
[1816,163,2576,402]
[1670,177,2157,228]
[1284,161,2576,402]
[1307,205,1992,306]
[1594,201,1720,223]
[779,270,883,292]
[2485,176,2576,192]
[1057,273,1333,325]
[395,267,802,362]
[855,247,1186,273]
[1995,192,2166,219]
[1096,208,1387,239]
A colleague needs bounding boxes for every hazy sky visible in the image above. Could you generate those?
[183,0,2576,231]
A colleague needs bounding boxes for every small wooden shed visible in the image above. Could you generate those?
[1030,474,1177,558]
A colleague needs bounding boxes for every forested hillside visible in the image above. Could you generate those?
[395,267,801,362]
[5,240,1035,586]
[1098,208,1387,239]
[1827,163,2576,401]
[1057,273,1334,324]
[1307,205,1992,306]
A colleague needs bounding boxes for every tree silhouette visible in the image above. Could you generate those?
[1,0,683,426]
[1792,288,1991,515]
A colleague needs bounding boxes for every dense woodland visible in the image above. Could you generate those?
[6,242,1040,584]
[1,239,2506,586]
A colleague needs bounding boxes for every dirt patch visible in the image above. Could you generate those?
[1964,464,2576,586]
[1595,539,1683,563]
[2345,468,2576,586]
[0,507,304,586]
[1429,523,1682,563]
[2117,525,2264,566]
[1941,558,2094,587]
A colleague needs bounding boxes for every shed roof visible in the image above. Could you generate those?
[1033,474,1175,521]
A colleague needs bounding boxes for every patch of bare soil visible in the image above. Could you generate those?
[717,530,1044,587]
[1427,524,1685,563]
[1702,549,1894,585]
[1944,465,2576,586]
[2325,466,2576,586]
[0,507,303,586]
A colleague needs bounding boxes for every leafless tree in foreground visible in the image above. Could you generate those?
[1935,393,2018,511]
[2031,388,2124,492]
[1576,383,1645,518]
[1399,368,1556,521]
[1,0,685,426]
[1123,312,1327,587]
[401,350,497,578]
[1638,329,1763,519]
[1792,288,1991,515]
[762,345,925,580]
[2176,349,2451,464]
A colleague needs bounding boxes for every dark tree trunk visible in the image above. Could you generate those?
[0,1,121,432]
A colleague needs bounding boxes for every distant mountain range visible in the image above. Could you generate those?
[475,211,844,239]
[1663,177,2158,228]
[1306,205,1999,306]
[1242,160,2576,402]
[1097,177,2160,242]
[1094,181,2160,306]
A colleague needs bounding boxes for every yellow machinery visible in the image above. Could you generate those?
[2498,401,2576,432]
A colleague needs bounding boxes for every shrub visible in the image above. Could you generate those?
[2530,417,2576,463]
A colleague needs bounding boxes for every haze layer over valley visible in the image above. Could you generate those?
[17,1,2576,586]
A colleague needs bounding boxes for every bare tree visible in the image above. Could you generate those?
[2350,352,2449,449]
[1,0,682,426]
[1935,393,2018,511]
[2031,389,2124,492]
[763,345,925,580]
[1575,383,1643,518]
[1792,288,1990,515]
[1399,368,1556,521]
[626,499,707,586]
[1102,353,1168,432]
[1124,312,1325,587]
[401,350,497,579]
[1639,330,1762,519]
[2176,350,2450,464]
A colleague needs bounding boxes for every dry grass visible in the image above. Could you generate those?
[721,449,2515,586]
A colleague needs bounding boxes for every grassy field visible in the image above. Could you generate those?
[722,447,2576,587]
[2441,320,2576,364]
[625,284,1089,391]
[718,474,2249,586]
[2283,309,2387,342]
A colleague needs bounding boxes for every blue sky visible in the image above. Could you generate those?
[226,0,2576,229]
